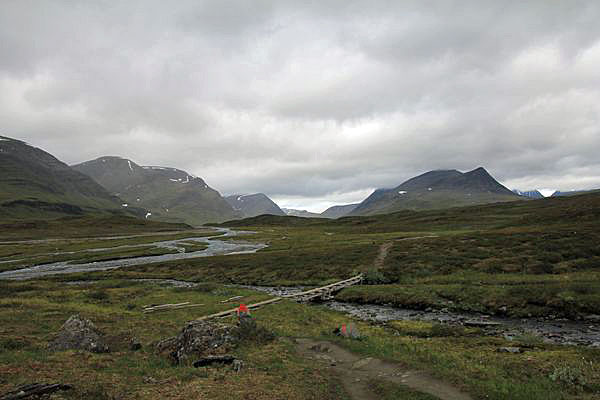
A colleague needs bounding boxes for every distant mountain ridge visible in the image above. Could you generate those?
[225,193,285,218]
[351,167,521,216]
[282,208,327,218]
[0,136,132,220]
[72,156,239,225]
[551,190,599,197]
[512,189,544,199]
[320,203,359,218]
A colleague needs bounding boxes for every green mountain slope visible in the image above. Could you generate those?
[0,136,129,220]
[225,193,285,218]
[72,156,239,226]
[351,167,522,216]
[320,203,359,218]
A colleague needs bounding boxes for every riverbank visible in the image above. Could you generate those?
[0,228,267,279]
[1,278,599,400]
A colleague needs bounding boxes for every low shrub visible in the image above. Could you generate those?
[363,268,391,285]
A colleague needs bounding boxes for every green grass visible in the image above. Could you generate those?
[1,280,598,399]
[2,191,600,398]
[0,215,192,241]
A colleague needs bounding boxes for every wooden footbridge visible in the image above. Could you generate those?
[191,274,363,323]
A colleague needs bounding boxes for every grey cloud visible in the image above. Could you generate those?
[1,1,600,210]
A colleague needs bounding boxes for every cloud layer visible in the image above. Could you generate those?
[1,1,599,211]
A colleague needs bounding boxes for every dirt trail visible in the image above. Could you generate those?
[374,236,439,269]
[295,338,472,400]
[374,242,394,268]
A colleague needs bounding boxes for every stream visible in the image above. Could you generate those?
[0,228,267,280]
[238,284,600,348]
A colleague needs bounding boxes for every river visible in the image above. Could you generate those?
[0,228,267,280]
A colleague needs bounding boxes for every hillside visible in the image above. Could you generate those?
[223,189,600,233]
[225,193,285,218]
[552,189,599,197]
[350,167,522,216]
[282,208,328,218]
[0,136,130,220]
[73,157,239,226]
[320,203,359,218]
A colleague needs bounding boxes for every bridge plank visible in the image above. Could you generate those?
[190,274,363,322]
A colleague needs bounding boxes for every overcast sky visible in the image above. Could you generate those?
[1,1,600,212]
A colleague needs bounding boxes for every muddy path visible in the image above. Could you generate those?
[0,229,267,280]
[295,338,472,400]
[374,236,439,268]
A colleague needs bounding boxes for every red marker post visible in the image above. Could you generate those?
[237,303,250,318]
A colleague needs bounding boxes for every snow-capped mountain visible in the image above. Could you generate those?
[73,156,240,225]
[225,193,285,218]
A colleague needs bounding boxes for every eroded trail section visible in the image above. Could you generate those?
[295,339,472,400]
[374,236,439,269]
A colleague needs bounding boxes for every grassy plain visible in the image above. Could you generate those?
[1,279,599,400]
[62,192,600,318]
[1,193,600,399]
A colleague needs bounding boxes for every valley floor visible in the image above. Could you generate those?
[1,193,600,399]
[1,278,599,400]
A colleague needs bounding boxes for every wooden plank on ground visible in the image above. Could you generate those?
[190,274,363,322]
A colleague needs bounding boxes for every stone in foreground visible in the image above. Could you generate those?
[155,321,237,365]
[49,314,109,353]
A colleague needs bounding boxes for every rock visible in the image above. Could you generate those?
[232,359,244,373]
[584,315,600,322]
[352,357,374,370]
[497,347,523,353]
[156,321,237,365]
[590,342,600,348]
[49,315,109,353]
[130,339,142,351]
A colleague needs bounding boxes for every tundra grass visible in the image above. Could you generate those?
[1,280,598,399]
[0,280,343,400]
[0,215,192,241]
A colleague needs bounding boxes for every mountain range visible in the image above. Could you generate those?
[72,157,240,226]
[512,189,544,199]
[225,193,285,218]
[281,208,328,218]
[350,167,521,216]
[3,136,598,224]
[0,136,135,220]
